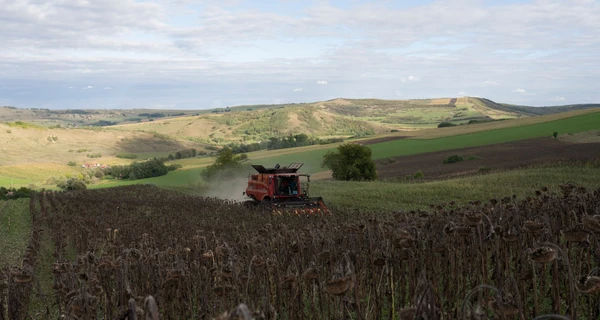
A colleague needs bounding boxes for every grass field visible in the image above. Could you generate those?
[0,164,81,188]
[0,176,32,187]
[0,199,31,269]
[244,110,600,172]
[377,107,600,140]
[368,110,600,158]
[91,166,207,189]
[311,163,600,212]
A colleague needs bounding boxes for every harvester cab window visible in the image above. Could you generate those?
[278,177,298,195]
[289,179,298,195]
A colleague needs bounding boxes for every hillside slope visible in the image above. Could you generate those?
[0,123,204,166]
[4,97,599,147]
[477,98,600,116]
[108,97,530,144]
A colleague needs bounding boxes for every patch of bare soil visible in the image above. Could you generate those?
[376,137,600,180]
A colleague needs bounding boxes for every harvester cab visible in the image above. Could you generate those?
[243,163,329,214]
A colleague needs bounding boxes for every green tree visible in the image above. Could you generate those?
[294,133,310,146]
[438,122,456,128]
[201,147,245,180]
[130,158,168,179]
[321,143,377,181]
[94,169,104,179]
[57,177,87,191]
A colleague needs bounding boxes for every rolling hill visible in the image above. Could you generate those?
[3,97,599,147]
[0,96,598,188]
[81,97,600,145]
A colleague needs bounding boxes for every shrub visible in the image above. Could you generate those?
[89,120,117,126]
[67,161,77,167]
[94,169,104,179]
[0,187,33,200]
[130,158,168,179]
[443,155,464,164]
[414,170,425,179]
[106,158,169,180]
[45,176,59,185]
[57,177,87,191]
[87,153,102,158]
[174,148,197,159]
[466,155,481,161]
[167,164,183,171]
[6,121,44,129]
[553,131,558,139]
[6,129,11,133]
[438,122,457,128]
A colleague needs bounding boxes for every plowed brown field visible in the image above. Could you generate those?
[375,137,600,179]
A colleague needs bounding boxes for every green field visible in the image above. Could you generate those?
[311,163,600,211]
[0,177,32,187]
[239,111,600,174]
[368,111,600,158]
[91,166,207,189]
[0,199,31,269]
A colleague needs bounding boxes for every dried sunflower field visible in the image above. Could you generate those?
[2,184,600,319]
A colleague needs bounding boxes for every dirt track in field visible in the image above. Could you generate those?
[375,137,600,180]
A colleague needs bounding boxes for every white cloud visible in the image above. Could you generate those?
[104,87,112,90]
[482,80,496,85]
[316,80,327,85]
[514,88,526,94]
[293,88,303,92]
[552,96,566,101]
[401,75,420,82]
[68,86,74,89]
[458,91,467,95]
[83,86,94,90]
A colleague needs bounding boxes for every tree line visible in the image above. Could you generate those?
[167,148,197,160]
[227,134,344,154]
[105,158,180,180]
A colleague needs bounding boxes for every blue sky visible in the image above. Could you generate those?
[0,0,599,109]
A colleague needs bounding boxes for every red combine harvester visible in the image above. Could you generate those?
[243,163,329,214]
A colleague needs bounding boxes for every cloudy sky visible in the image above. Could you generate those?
[1,0,599,109]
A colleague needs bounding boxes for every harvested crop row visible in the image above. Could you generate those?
[9,184,600,319]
